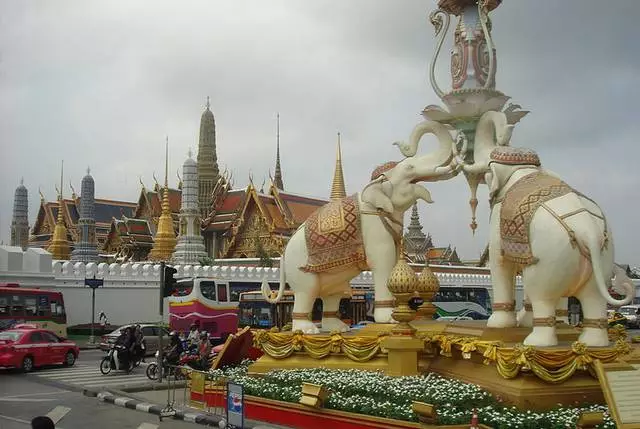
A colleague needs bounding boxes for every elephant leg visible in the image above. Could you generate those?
[372,261,398,324]
[516,293,533,328]
[523,298,558,346]
[320,291,350,333]
[576,283,609,347]
[292,289,320,334]
[487,262,518,328]
[487,208,517,328]
[555,297,569,325]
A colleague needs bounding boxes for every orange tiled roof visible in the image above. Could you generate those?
[278,192,327,225]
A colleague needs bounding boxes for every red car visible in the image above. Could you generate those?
[0,328,80,372]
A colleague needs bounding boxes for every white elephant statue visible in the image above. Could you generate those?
[262,122,458,334]
[441,111,634,346]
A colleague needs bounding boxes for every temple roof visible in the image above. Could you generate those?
[30,197,137,249]
[203,183,327,236]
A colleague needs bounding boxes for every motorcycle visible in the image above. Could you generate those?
[146,351,186,381]
[100,345,135,375]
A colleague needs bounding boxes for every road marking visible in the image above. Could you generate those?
[137,423,158,429]
[0,397,57,402]
[46,405,71,424]
[1,390,72,398]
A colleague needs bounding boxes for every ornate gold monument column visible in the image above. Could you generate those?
[381,245,425,376]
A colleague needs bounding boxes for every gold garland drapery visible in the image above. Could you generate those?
[252,330,388,362]
[252,330,631,384]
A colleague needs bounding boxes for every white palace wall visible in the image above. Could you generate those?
[6,246,620,328]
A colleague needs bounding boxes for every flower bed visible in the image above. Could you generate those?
[207,360,614,428]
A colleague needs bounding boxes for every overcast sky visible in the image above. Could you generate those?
[1,0,639,265]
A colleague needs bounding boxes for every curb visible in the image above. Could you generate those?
[94,391,222,426]
[121,381,187,393]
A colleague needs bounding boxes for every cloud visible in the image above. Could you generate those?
[1,0,639,266]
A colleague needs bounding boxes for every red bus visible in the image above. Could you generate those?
[0,284,68,337]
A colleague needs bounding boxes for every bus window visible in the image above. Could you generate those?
[200,281,216,301]
[11,295,24,316]
[0,296,8,315]
[217,284,228,302]
[37,296,50,317]
[230,282,261,302]
[25,297,37,316]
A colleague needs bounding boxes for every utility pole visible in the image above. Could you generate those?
[158,261,165,383]
[85,275,104,345]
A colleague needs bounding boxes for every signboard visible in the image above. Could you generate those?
[594,360,640,428]
[85,278,104,289]
[189,371,206,410]
[226,382,244,428]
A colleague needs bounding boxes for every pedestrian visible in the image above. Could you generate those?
[31,416,55,429]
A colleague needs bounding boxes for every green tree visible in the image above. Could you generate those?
[199,256,213,266]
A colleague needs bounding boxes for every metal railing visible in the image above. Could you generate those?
[160,364,229,421]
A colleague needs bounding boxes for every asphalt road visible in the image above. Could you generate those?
[0,375,200,429]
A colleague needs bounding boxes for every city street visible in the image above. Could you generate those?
[25,349,154,391]
[0,375,197,429]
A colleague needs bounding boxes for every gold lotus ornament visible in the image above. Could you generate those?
[414,264,440,320]
[387,250,419,335]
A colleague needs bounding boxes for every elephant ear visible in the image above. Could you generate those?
[362,180,394,214]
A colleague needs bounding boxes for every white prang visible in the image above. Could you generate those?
[172,151,207,265]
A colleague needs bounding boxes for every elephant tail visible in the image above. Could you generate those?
[586,228,633,307]
[261,251,286,304]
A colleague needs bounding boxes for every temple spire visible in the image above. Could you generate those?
[47,160,71,260]
[149,138,177,261]
[197,97,219,218]
[330,132,346,200]
[273,113,284,190]
[11,178,29,250]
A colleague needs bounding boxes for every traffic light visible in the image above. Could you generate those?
[163,265,178,297]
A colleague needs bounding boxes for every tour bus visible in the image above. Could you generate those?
[168,278,284,342]
[238,290,371,330]
[0,284,68,337]
[433,286,492,320]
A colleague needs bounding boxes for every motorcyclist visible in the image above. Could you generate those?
[134,324,146,362]
[165,331,183,366]
[187,323,199,347]
[114,327,134,371]
[197,331,212,370]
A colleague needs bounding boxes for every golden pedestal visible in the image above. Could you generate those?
[382,335,425,377]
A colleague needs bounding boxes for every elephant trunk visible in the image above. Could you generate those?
[261,251,286,304]
[394,121,454,171]
[461,110,511,176]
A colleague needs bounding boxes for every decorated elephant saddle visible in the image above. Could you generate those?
[499,171,573,266]
[300,194,367,273]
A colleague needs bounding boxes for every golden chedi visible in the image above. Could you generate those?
[387,245,419,335]
[149,139,178,261]
[47,161,71,260]
[414,264,440,320]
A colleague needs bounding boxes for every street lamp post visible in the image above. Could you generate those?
[84,275,104,344]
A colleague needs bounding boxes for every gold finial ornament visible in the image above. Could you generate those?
[414,264,441,320]
[148,138,177,261]
[47,160,71,260]
[330,132,347,200]
[386,245,420,335]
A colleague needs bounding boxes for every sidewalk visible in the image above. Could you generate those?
[90,387,294,429]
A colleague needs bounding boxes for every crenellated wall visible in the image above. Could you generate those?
[0,246,559,328]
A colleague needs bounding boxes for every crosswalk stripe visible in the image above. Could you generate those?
[32,363,152,390]
[46,406,71,424]
[137,423,158,429]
